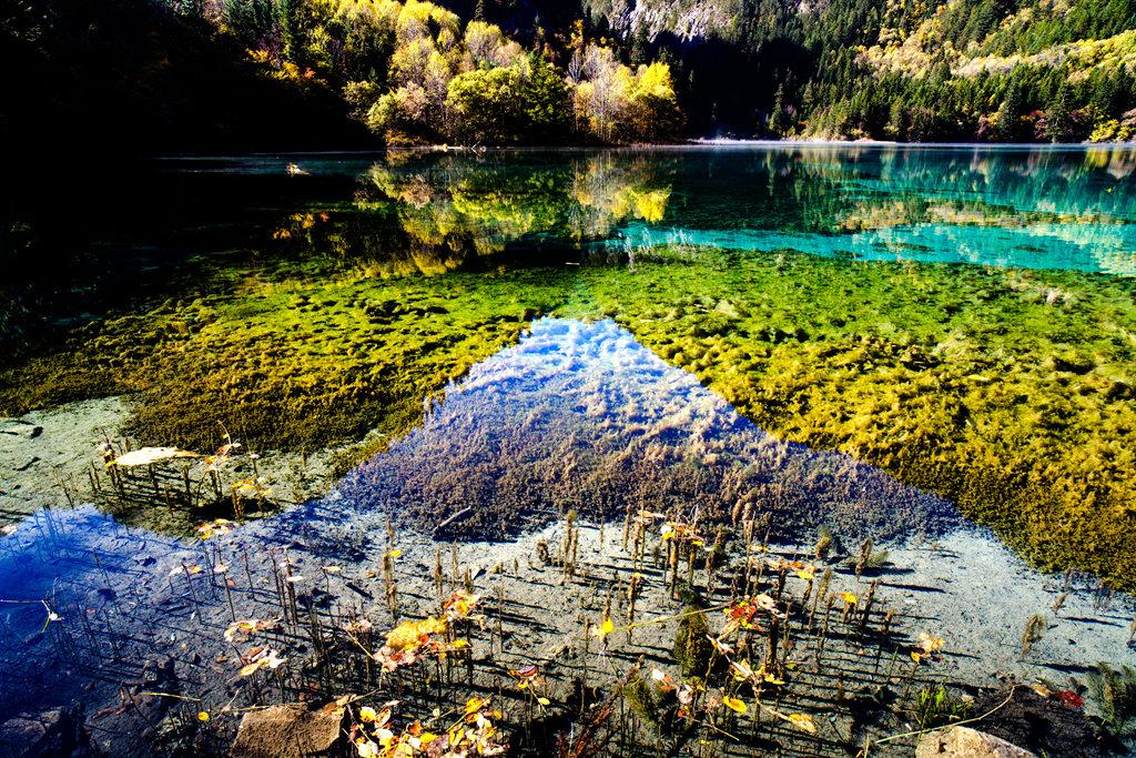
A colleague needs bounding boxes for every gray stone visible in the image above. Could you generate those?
[0,707,89,757]
[230,702,346,758]
[915,726,1036,758]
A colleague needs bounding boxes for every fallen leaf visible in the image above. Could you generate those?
[722,695,747,714]
[112,447,198,467]
[787,713,817,733]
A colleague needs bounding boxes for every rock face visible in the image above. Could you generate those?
[229,702,346,758]
[0,707,90,757]
[916,726,1037,758]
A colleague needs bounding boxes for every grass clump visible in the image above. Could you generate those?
[1085,663,1136,742]
[623,673,669,734]
[909,684,972,729]
[1020,613,1048,658]
[673,595,713,678]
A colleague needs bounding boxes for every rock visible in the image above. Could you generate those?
[0,707,90,757]
[229,702,346,758]
[0,421,42,439]
[916,726,1037,758]
[1050,354,1094,375]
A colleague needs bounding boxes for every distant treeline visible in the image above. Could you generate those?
[3,0,1136,156]
[454,0,1136,142]
[164,0,684,145]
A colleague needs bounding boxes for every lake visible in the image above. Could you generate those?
[1,144,1134,754]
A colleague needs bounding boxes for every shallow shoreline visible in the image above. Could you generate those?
[0,499,1131,755]
[0,391,1132,753]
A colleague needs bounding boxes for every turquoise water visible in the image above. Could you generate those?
[261,144,1136,274]
[607,220,1136,273]
[137,144,1136,277]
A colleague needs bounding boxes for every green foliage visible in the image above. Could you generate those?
[673,605,712,677]
[446,55,570,144]
[149,0,682,145]
[1085,664,1136,739]
[221,0,281,47]
[910,684,972,729]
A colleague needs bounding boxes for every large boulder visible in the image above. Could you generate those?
[229,702,346,758]
[0,707,90,757]
[916,726,1037,758]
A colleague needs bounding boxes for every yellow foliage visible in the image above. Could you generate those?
[385,616,447,650]
[633,62,675,100]
[722,695,747,714]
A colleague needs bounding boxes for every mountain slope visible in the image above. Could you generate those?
[549,0,1136,140]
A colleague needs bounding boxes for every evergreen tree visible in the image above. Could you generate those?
[769,83,790,136]
[1044,83,1073,142]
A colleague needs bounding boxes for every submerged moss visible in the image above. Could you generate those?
[2,244,1134,587]
[580,248,1136,587]
[0,267,568,454]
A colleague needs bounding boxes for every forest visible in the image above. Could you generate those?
[4,0,1136,150]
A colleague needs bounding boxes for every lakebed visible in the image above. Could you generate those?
[1,145,1135,755]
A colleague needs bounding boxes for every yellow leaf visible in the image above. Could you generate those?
[594,617,615,637]
[359,706,378,723]
[385,617,447,650]
[917,632,945,653]
[197,711,210,722]
[238,661,262,677]
[795,568,815,581]
[386,548,402,559]
[787,713,817,734]
[730,659,755,682]
[537,697,550,706]
[465,696,486,714]
[840,591,858,605]
[722,695,747,714]
[763,673,785,685]
[355,738,379,758]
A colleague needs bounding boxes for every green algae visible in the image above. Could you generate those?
[4,146,1136,589]
[3,245,1134,586]
[0,266,569,455]
[576,248,1136,588]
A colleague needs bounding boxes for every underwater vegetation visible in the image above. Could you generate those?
[584,248,1136,587]
[2,241,1134,587]
[0,266,569,456]
[4,148,1136,587]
